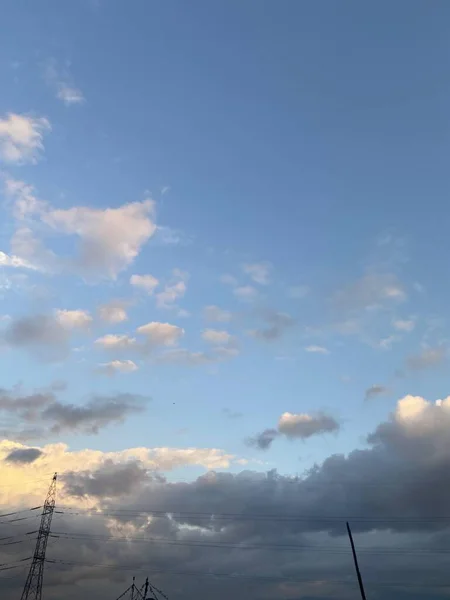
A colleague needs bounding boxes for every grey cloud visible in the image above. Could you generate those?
[3,314,70,360]
[365,384,389,400]
[333,272,405,313]
[249,310,295,342]
[0,388,147,439]
[246,428,279,450]
[250,411,339,450]
[278,412,339,439]
[5,398,450,599]
[4,447,43,463]
[62,460,153,498]
[43,393,147,435]
[407,346,446,371]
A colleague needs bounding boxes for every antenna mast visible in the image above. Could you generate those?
[20,473,57,600]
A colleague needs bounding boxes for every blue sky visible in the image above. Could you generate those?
[1,0,450,479]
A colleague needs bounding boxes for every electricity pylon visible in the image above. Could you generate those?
[20,473,57,600]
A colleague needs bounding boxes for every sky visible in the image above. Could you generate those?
[2,1,450,599]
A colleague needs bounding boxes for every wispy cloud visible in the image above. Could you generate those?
[0,113,50,164]
[44,59,85,106]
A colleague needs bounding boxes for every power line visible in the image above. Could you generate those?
[48,530,450,556]
[43,559,450,588]
[57,506,450,523]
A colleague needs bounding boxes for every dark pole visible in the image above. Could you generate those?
[346,521,367,600]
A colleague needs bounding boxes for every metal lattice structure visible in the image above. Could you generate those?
[20,473,57,600]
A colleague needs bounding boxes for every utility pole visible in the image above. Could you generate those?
[20,473,57,600]
[346,521,367,600]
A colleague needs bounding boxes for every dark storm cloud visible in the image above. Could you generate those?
[4,395,450,600]
[62,460,153,498]
[4,447,43,463]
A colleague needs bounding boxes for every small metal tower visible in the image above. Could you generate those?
[20,473,57,600]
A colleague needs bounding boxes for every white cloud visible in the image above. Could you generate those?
[156,281,186,306]
[5,179,157,278]
[136,321,184,347]
[203,305,232,322]
[0,250,37,270]
[95,334,137,351]
[305,345,329,355]
[56,309,92,330]
[242,262,271,285]
[393,318,415,332]
[42,199,156,279]
[0,440,237,506]
[233,285,258,302]
[98,300,128,324]
[0,112,50,164]
[57,86,85,105]
[97,360,138,376]
[202,329,235,346]
[4,177,47,219]
[130,273,159,294]
[44,59,85,106]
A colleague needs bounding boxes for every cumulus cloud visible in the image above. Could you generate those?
[5,177,157,279]
[56,309,92,330]
[278,412,339,439]
[5,393,450,599]
[203,305,232,323]
[202,329,236,346]
[42,199,156,279]
[130,274,159,294]
[250,411,339,450]
[0,112,50,164]
[98,300,129,324]
[136,322,184,347]
[62,460,151,498]
[249,311,294,342]
[242,262,272,285]
[95,333,137,351]
[96,360,138,376]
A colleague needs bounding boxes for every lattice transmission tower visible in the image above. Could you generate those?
[20,473,57,600]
